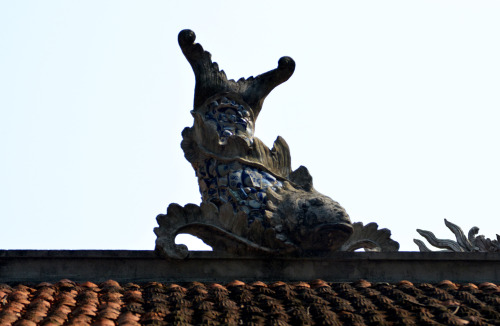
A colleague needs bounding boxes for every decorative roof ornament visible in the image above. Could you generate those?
[414,219,500,252]
[340,222,399,252]
[155,30,399,258]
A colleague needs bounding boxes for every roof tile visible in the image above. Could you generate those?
[1,279,500,325]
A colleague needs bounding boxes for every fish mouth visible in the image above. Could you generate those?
[319,222,354,235]
[302,222,354,253]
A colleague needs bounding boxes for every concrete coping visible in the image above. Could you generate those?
[1,250,499,283]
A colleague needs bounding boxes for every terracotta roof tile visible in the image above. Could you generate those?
[1,279,500,325]
[250,281,267,288]
[438,280,459,290]
[225,280,244,288]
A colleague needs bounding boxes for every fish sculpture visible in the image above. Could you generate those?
[155,29,355,258]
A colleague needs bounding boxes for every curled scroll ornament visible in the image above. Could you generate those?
[414,219,500,252]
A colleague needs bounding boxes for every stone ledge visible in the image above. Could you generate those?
[1,250,499,283]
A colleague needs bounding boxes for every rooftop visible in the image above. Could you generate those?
[1,278,499,326]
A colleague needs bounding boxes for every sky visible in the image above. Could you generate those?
[1,1,500,252]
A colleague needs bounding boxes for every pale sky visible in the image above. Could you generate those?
[1,1,500,252]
